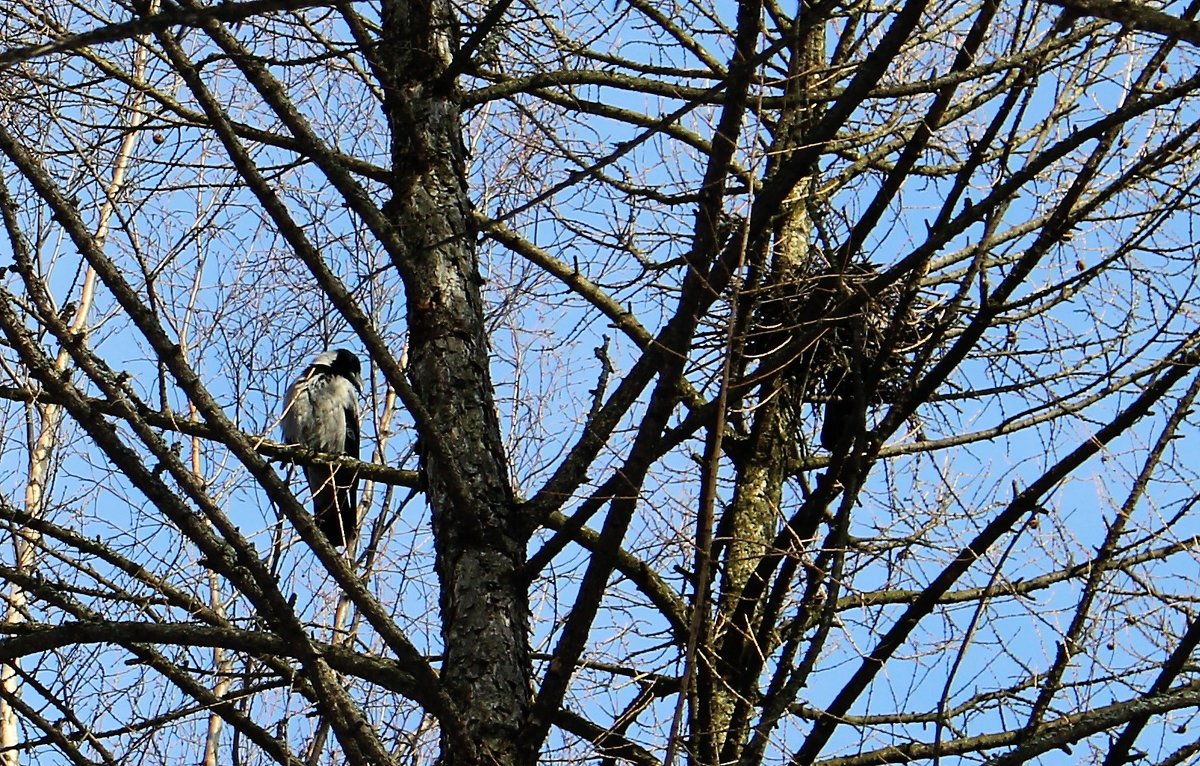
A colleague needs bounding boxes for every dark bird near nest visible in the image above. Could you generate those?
[282,349,362,546]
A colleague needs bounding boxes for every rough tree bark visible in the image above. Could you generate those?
[378,1,531,764]
[704,18,826,762]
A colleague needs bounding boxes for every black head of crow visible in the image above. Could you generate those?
[282,349,362,546]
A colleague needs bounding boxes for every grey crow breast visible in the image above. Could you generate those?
[282,349,363,546]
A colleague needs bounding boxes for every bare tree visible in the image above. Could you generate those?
[1,0,1200,764]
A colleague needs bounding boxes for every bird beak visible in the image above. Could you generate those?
[350,372,364,394]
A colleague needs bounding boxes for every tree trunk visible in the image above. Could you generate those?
[378,3,531,765]
[706,16,827,763]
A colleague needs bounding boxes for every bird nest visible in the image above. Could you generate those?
[745,260,946,448]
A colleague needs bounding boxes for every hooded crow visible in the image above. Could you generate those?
[282,349,363,546]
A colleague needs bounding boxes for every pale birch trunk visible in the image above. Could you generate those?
[0,14,155,759]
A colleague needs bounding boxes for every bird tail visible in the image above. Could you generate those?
[310,466,358,546]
